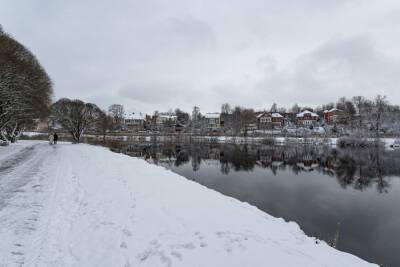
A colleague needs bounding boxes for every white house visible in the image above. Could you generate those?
[296,110,319,126]
[124,112,146,131]
[204,113,221,131]
[159,114,177,124]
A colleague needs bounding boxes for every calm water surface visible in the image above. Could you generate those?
[120,143,400,266]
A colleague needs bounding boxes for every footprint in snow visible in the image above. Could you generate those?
[99,221,114,226]
[195,232,208,248]
[170,243,196,250]
[122,228,132,237]
[120,241,128,249]
[170,251,182,260]
[137,240,173,267]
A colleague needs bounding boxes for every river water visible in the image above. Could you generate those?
[119,142,400,266]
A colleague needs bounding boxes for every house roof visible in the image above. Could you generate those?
[204,113,220,119]
[271,113,283,118]
[256,112,283,118]
[323,108,341,113]
[160,114,177,119]
[125,112,145,120]
[256,113,266,118]
[296,110,319,118]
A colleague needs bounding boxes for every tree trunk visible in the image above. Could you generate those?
[71,131,80,144]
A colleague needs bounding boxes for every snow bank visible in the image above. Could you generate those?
[0,141,377,266]
[21,131,47,137]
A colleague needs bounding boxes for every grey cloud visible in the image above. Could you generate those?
[1,0,400,113]
[118,80,208,107]
[164,17,216,51]
[255,35,400,107]
[119,82,186,104]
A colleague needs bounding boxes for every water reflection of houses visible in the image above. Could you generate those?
[207,147,221,160]
[118,142,400,192]
[256,148,285,169]
[296,154,319,171]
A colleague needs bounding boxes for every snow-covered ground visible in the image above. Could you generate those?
[0,141,377,267]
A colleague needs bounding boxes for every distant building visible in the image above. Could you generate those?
[296,110,319,126]
[124,112,145,131]
[150,113,178,132]
[323,108,342,124]
[271,113,284,128]
[256,112,284,129]
[204,113,221,132]
[159,114,178,124]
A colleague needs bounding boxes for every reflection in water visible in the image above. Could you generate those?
[120,143,400,266]
[124,143,400,193]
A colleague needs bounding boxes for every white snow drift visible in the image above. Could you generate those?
[0,141,377,267]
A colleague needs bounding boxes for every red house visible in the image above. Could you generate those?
[323,108,342,124]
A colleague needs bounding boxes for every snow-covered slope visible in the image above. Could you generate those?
[0,141,377,267]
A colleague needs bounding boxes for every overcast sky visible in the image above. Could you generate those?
[1,0,400,113]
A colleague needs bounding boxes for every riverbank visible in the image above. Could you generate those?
[21,131,400,148]
[0,141,376,266]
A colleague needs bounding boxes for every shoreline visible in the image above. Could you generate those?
[21,131,400,148]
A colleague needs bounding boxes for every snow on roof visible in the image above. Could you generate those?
[159,114,177,119]
[125,112,145,120]
[323,108,340,113]
[271,113,283,118]
[296,110,319,118]
[204,113,220,119]
[256,112,283,118]
[256,113,265,118]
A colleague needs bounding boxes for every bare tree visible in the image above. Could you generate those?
[191,106,201,133]
[270,102,278,113]
[175,108,189,125]
[97,112,114,144]
[290,104,301,114]
[278,107,287,114]
[352,96,367,131]
[108,104,124,129]
[50,98,104,143]
[371,95,388,138]
[336,97,356,127]
[191,106,201,121]
[232,106,255,136]
[221,103,231,114]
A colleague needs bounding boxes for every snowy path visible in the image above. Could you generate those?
[0,141,377,267]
